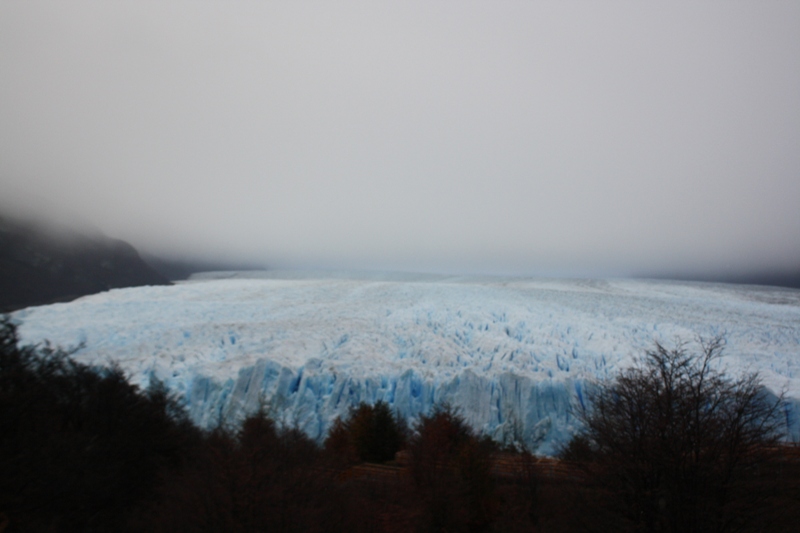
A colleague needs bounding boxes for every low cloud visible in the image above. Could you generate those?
[1,2,799,278]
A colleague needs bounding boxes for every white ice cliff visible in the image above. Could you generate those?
[12,272,800,454]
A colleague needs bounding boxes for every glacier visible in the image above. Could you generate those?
[11,271,800,455]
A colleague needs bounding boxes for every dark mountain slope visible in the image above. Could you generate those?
[0,214,170,312]
[140,253,267,281]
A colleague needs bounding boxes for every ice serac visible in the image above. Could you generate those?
[205,362,579,454]
[13,273,800,454]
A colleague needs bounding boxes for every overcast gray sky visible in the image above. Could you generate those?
[1,1,799,277]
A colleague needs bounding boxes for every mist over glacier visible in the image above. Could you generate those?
[12,272,800,454]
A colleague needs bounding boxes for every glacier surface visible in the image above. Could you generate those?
[12,272,800,454]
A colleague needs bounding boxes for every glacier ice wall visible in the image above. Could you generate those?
[188,361,582,454]
[12,274,800,454]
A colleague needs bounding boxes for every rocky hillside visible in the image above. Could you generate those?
[0,214,170,312]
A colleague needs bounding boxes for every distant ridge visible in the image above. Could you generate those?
[188,269,800,291]
[0,213,170,312]
[642,271,800,291]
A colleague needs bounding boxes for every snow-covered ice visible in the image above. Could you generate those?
[11,272,800,454]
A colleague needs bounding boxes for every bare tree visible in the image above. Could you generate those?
[563,337,788,533]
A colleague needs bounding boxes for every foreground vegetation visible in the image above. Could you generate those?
[2,316,799,532]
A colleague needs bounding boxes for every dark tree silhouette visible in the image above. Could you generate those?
[563,337,788,533]
[325,401,406,464]
[0,315,198,532]
[407,405,497,533]
[139,410,350,533]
